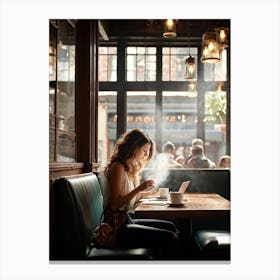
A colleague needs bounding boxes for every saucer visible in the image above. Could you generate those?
[157,196,168,200]
[168,203,185,207]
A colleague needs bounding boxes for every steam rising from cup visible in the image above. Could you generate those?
[142,154,171,189]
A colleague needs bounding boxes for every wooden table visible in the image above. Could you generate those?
[134,192,230,219]
[135,192,230,260]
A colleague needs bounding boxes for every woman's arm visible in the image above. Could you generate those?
[107,162,154,210]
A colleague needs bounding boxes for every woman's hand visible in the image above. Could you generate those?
[138,179,155,192]
[137,180,157,199]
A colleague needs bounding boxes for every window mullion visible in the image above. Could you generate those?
[117,41,127,138]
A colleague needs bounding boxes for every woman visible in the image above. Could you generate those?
[217,155,231,169]
[103,128,179,259]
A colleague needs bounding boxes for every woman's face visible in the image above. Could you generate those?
[224,158,231,168]
[134,143,151,162]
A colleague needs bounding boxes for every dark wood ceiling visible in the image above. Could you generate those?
[99,19,230,42]
[50,19,230,45]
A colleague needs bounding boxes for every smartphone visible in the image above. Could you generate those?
[145,185,156,191]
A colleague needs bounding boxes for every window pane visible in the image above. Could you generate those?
[49,123,55,162]
[127,91,156,140]
[163,91,197,160]
[126,47,156,81]
[127,55,136,70]
[98,46,117,81]
[162,47,198,81]
[57,132,76,162]
[99,46,108,55]
[137,47,145,54]
[162,55,170,81]
[137,68,145,81]
[108,54,117,81]
[57,45,75,81]
[99,54,108,80]
[146,69,156,81]
[127,47,136,54]
[147,47,156,54]
[56,83,75,131]
[204,49,227,81]
[111,70,117,81]
[98,91,117,168]
[127,70,136,81]
[204,90,227,163]
[50,20,76,163]
[108,47,117,54]
[49,46,56,81]
[162,47,169,55]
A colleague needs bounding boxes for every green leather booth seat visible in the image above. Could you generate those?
[193,230,230,260]
[50,173,153,261]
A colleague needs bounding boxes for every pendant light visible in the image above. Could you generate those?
[163,19,177,38]
[185,21,196,80]
[201,32,220,63]
[215,27,229,52]
[185,53,195,80]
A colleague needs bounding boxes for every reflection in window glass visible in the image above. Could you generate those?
[99,47,117,81]
[204,49,227,81]
[98,91,117,168]
[162,91,197,159]
[126,47,156,81]
[57,45,75,81]
[57,132,76,162]
[49,46,56,81]
[57,38,75,133]
[204,90,227,163]
[127,91,156,140]
[49,20,76,163]
[162,47,198,81]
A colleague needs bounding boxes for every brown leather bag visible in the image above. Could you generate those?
[92,223,116,249]
[92,205,127,249]
[103,205,127,230]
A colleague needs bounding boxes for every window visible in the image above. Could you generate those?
[98,91,117,167]
[162,47,198,81]
[163,91,197,157]
[49,20,76,163]
[98,42,229,167]
[126,47,156,81]
[98,47,117,81]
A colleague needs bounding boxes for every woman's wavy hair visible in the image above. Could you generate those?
[104,128,154,177]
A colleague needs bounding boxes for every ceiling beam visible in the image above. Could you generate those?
[98,20,109,41]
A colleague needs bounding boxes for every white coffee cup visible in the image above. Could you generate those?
[170,192,184,204]
[159,187,169,198]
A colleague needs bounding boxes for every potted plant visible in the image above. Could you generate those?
[204,90,227,139]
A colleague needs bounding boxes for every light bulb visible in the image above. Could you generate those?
[188,65,194,74]
[208,41,214,51]
[203,47,209,56]
[219,29,226,42]
[166,19,174,28]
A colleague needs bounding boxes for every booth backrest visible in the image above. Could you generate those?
[50,173,103,260]
[141,168,230,200]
